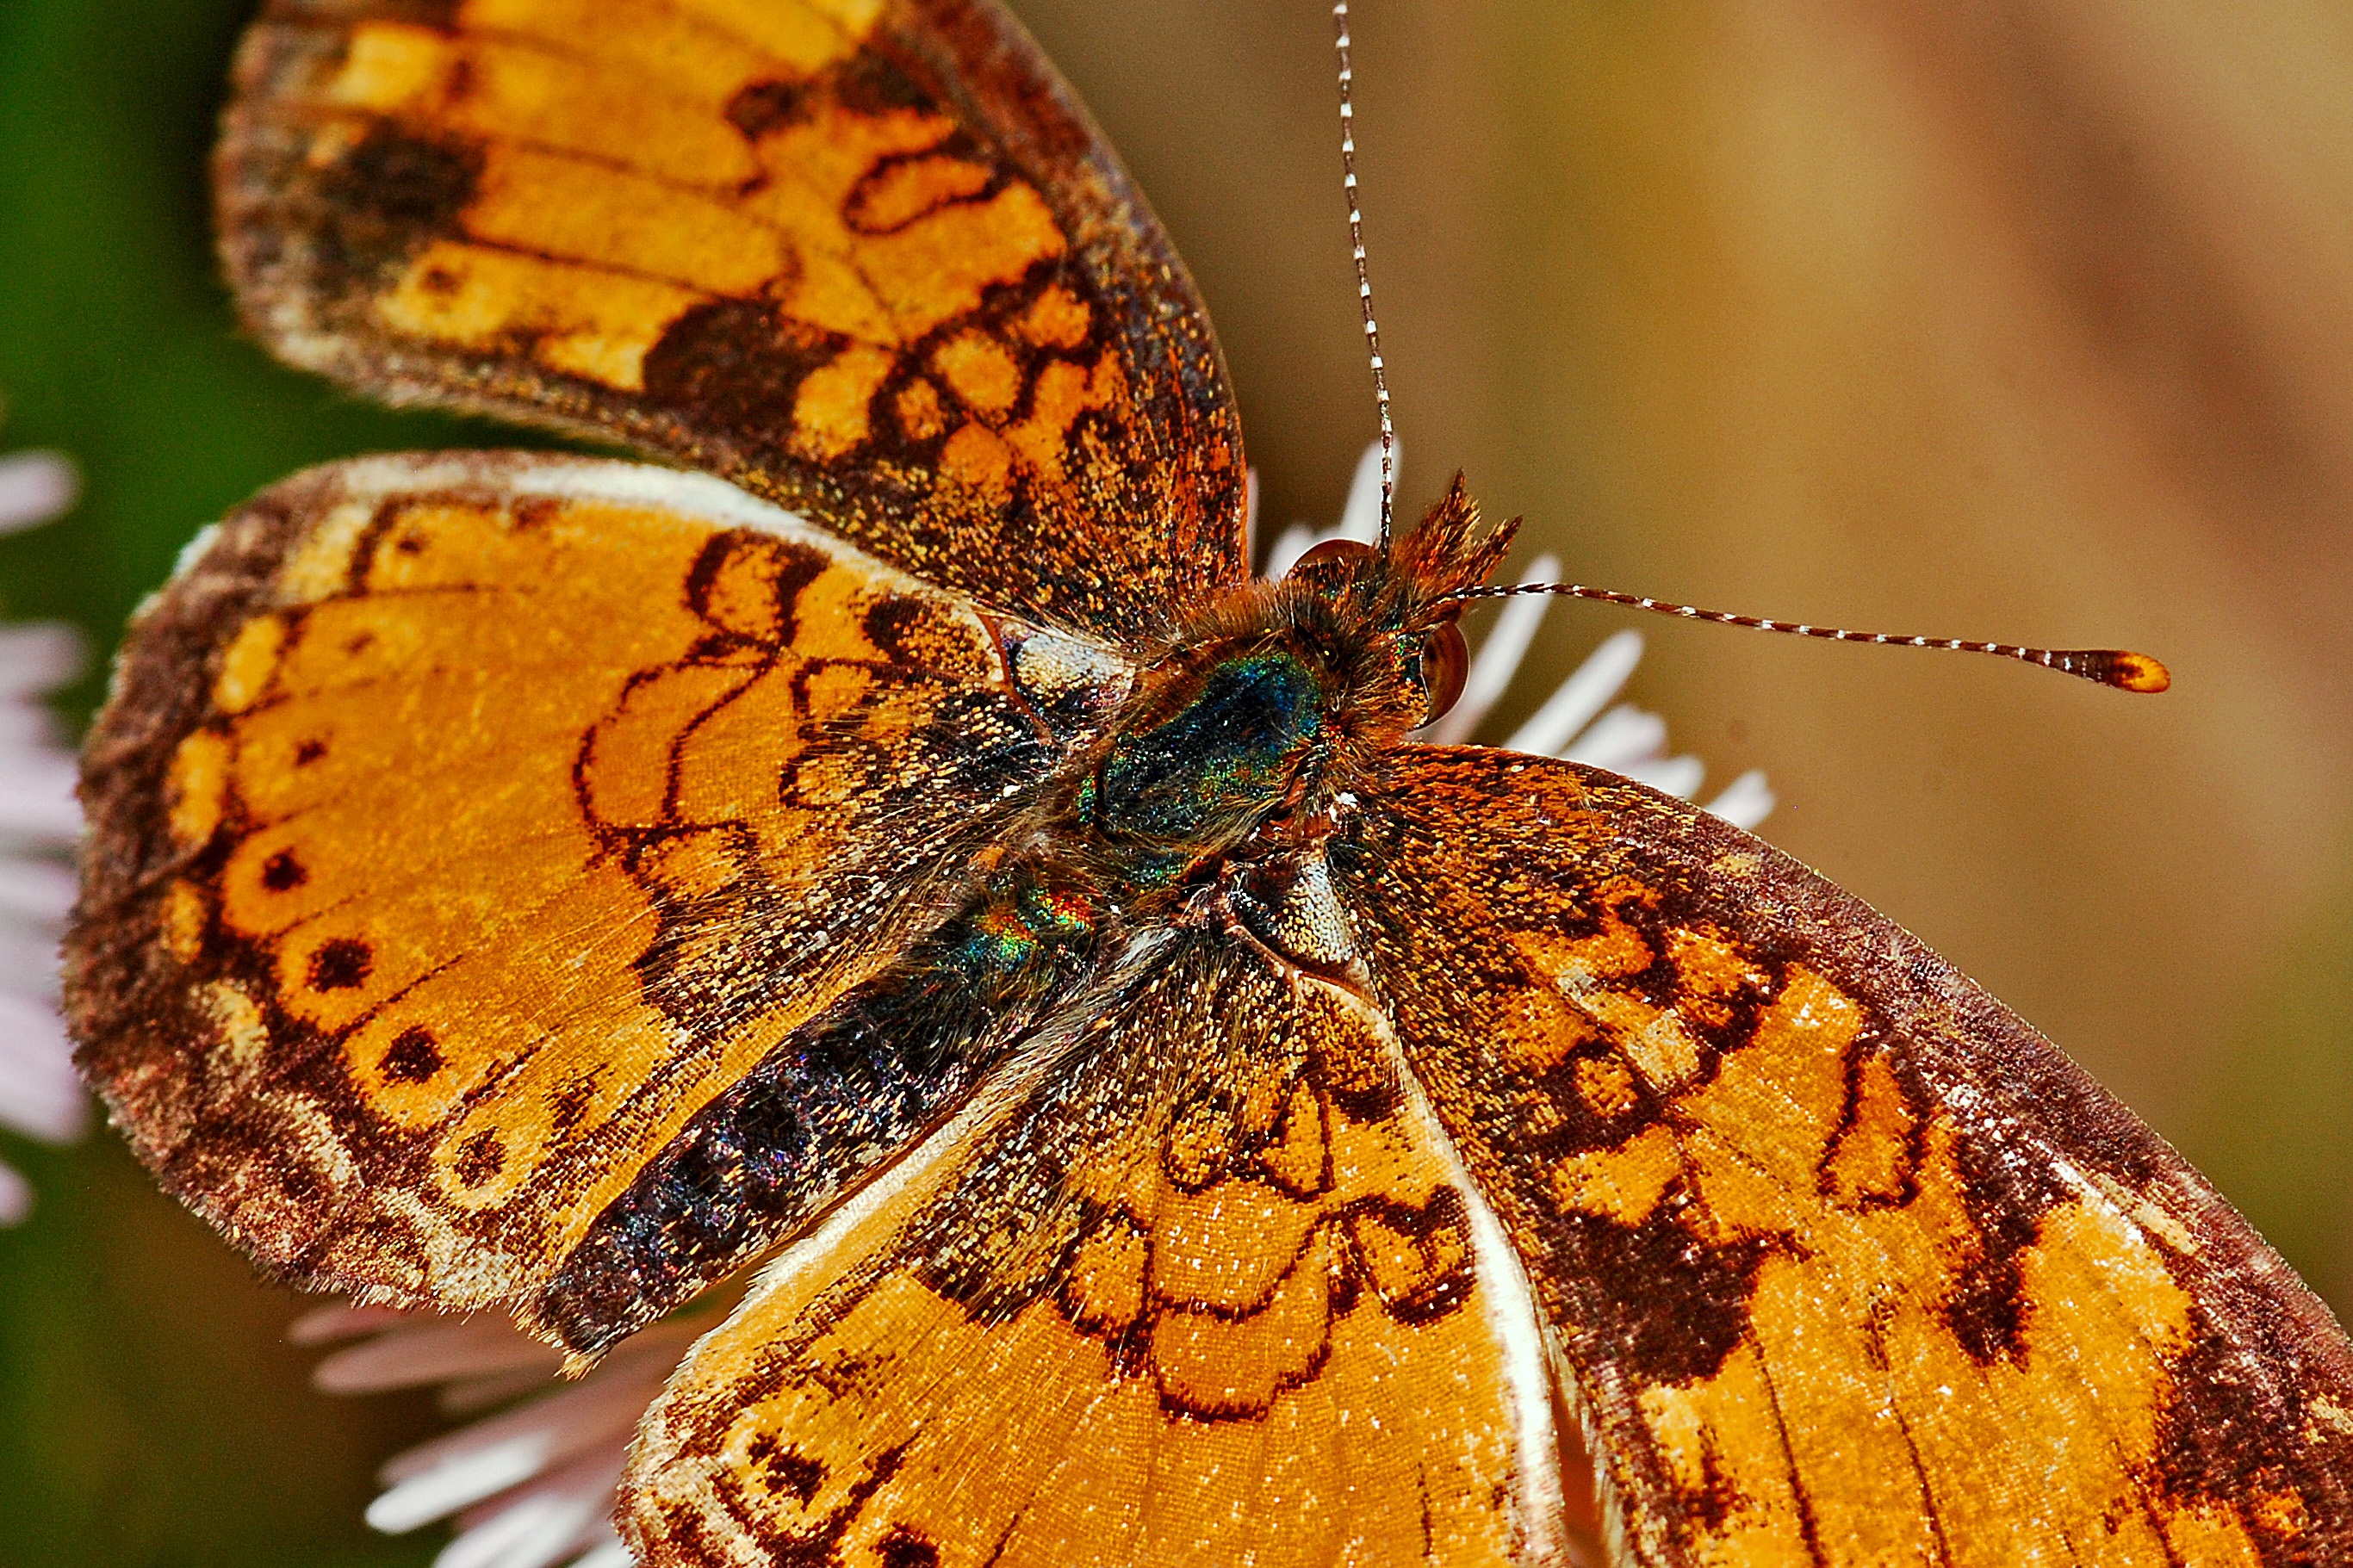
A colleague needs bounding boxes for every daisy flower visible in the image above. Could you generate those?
[295,1303,697,1568]
[307,448,1773,1568]
[0,443,90,1224]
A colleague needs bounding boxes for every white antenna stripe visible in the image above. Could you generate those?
[1333,1,1396,548]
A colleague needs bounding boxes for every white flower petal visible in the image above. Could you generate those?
[1504,631,1643,757]
[0,1072,85,1143]
[0,857,76,923]
[0,762,83,839]
[0,1161,30,1224]
[0,451,78,535]
[568,1534,633,1568]
[0,623,85,697]
[0,942,66,1003]
[369,1433,554,1533]
[1617,754,1706,800]
[1335,438,1390,545]
[382,1361,668,1490]
[352,1312,698,1548]
[289,1303,416,1345]
[1263,523,1319,579]
[1560,703,1668,771]
[1704,769,1777,831]
[438,1452,625,1568]
[314,1317,564,1393]
[444,1367,579,1416]
[1426,554,1558,744]
[0,991,85,1140]
[0,566,82,1223]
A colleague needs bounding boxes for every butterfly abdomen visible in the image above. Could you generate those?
[537,860,1112,1358]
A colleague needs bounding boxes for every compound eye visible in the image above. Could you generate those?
[1289,537,1379,575]
[1418,623,1468,726]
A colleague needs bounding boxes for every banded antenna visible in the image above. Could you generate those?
[1439,582,2171,693]
[1326,6,2165,698]
[1332,1,1395,549]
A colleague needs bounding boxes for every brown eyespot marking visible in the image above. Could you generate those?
[62,3,2353,1568]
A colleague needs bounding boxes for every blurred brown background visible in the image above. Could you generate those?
[0,1,2348,1563]
[1012,0,2353,1300]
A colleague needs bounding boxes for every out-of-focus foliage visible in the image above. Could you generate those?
[2,0,2348,1563]
[0,0,524,1561]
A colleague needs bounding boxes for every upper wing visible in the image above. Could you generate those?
[217,0,1245,640]
[621,933,1578,1567]
[1334,746,2353,1565]
[67,452,1129,1352]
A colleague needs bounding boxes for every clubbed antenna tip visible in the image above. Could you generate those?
[1441,580,2173,694]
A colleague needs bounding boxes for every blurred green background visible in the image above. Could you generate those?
[3,0,2350,1562]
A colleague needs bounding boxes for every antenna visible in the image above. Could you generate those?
[1332,1,1395,548]
[1440,581,2171,692]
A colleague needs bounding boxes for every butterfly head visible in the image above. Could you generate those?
[1071,478,1514,886]
[1277,472,1518,737]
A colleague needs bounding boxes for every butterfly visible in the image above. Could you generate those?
[63,0,2353,1564]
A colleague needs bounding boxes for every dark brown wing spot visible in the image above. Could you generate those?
[1938,1125,2071,1365]
[861,598,929,666]
[829,55,931,117]
[743,1433,825,1503]
[379,1027,442,1085]
[307,938,372,992]
[641,301,837,456]
[356,0,462,25]
[453,1129,504,1187]
[261,850,307,891]
[1555,1199,1772,1385]
[877,1529,941,1568]
[314,123,482,278]
[510,496,562,531]
[725,79,806,141]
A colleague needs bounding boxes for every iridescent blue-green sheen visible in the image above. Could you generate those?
[1096,651,1321,843]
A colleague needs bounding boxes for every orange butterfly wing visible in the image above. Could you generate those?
[68,452,1130,1347]
[620,934,1570,1568]
[217,0,1245,639]
[1337,747,2353,1564]
[88,2,2353,1562]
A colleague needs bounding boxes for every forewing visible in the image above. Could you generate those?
[217,0,1245,640]
[622,933,1574,1568]
[66,453,1127,1350]
[1335,746,2353,1565]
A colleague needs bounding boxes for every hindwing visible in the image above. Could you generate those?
[622,934,1574,1567]
[1335,747,2353,1565]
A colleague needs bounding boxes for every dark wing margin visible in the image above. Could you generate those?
[1334,744,2353,1565]
[215,0,1246,640]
